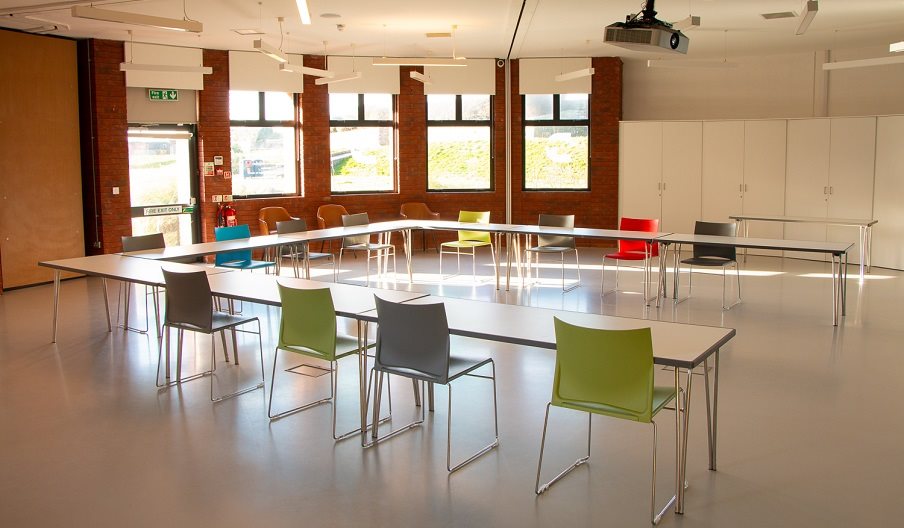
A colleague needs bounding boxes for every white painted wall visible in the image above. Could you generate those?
[623,46,904,120]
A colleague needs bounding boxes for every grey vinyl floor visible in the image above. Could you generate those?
[1,248,901,527]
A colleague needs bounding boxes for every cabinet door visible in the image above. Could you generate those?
[872,116,904,270]
[660,121,702,233]
[785,119,830,260]
[702,121,744,223]
[743,120,787,255]
[827,117,876,265]
[619,121,662,221]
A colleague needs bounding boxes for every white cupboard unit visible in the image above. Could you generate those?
[785,119,831,260]
[701,121,744,224]
[872,116,904,270]
[619,121,701,233]
[741,120,787,249]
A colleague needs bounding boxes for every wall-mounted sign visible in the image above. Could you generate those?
[148,89,179,101]
[203,161,215,177]
[213,155,224,166]
[143,205,183,216]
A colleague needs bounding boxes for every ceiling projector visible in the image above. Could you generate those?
[604,0,688,54]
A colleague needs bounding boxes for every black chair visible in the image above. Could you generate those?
[159,269,265,401]
[676,221,741,310]
[524,214,581,292]
[366,296,499,472]
[120,233,166,335]
[338,213,396,284]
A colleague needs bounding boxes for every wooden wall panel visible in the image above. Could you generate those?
[0,30,84,289]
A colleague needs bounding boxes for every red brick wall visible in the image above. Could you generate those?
[197,49,233,242]
[84,39,130,254]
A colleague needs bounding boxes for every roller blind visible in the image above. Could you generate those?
[519,57,592,94]
[123,43,206,90]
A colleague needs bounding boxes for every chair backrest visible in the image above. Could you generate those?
[162,269,213,332]
[400,202,440,220]
[341,212,371,247]
[617,217,660,257]
[259,207,293,235]
[692,221,737,261]
[275,218,308,235]
[317,204,350,230]
[214,224,253,266]
[277,284,337,359]
[122,233,165,253]
[374,296,451,384]
[457,210,491,244]
[552,318,655,423]
[537,214,576,249]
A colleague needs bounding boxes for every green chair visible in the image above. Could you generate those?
[536,319,683,525]
[270,284,388,440]
[440,210,496,280]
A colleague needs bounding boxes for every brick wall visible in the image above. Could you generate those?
[197,49,233,242]
[83,39,130,254]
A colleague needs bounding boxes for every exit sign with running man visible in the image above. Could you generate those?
[148,89,179,101]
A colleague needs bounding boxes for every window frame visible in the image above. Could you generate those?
[328,93,397,195]
[522,93,591,192]
[229,91,300,199]
[426,94,494,193]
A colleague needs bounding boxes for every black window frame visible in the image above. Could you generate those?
[522,93,591,192]
[229,90,300,199]
[328,93,397,195]
[426,94,495,193]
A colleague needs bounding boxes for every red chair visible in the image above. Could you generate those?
[601,217,660,298]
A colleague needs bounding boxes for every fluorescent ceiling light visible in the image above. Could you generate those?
[796,1,818,36]
[253,39,288,63]
[232,28,264,36]
[71,6,202,33]
[409,71,432,84]
[314,72,362,85]
[672,16,701,31]
[891,41,904,53]
[279,63,334,78]
[295,0,312,25]
[822,55,904,71]
[373,57,467,67]
[120,62,213,74]
[647,59,737,69]
[554,67,595,82]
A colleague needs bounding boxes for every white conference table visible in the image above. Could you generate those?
[729,214,876,279]
[358,295,735,516]
[657,233,853,325]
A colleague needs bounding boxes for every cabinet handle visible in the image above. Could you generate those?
[745,183,749,192]
[739,183,743,193]
[823,186,828,195]
[662,182,667,191]
[829,186,834,195]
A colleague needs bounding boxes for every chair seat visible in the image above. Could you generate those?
[441,240,492,249]
[555,386,676,423]
[219,259,275,270]
[278,333,375,361]
[307,251,333,261]
[344,243,394,251]
[680,256,735,267]
[604,250,651,261]
[379,353,492,385]
[168,311,257,334]
[527,245,575,254]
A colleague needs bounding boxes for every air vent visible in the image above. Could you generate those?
[605,27,653,45]
[761,12,796,20]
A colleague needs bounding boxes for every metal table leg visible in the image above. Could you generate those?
[703,351,720,471]
[51,270,61,343]
[102,278,112,332]
[676,365,694,514]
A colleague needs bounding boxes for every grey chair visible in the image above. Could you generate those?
[159,269,265,402]
[676,221,741,310]
[119,233,166,335]
[525,214,581,292]
[275,219,336,280]
[366,296,499,473]
[338,213,396,284]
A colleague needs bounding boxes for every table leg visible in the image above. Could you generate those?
[102,278,112,332]
[405,229,414,284]
[672,243,681,300]
[858,226,865,282]
[51,270,61,343]
[832,254,839,326]
[866,225,873,273]
[842,251,848,317]
[703,351,720,471]
[643,242,652,305]
[505,232,512,291]
[677,366,694,514]
[358,320,369,441]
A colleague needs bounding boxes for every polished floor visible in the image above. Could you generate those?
[1,248,901,527]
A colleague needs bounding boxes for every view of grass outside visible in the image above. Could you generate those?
[230,126,296,196]
[427,127,491,190]
[524,126,589,189]
[330,126,394,192]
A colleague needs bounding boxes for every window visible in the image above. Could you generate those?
[523,94,589,190]
[329,93,395,193]
[229,91,298,197]
[427,94,492,191]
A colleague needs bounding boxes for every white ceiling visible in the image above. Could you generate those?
[1,0,903,61]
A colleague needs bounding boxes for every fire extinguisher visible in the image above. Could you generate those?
[216,203,237,227]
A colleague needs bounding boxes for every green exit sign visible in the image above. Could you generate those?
[148,89,179,101]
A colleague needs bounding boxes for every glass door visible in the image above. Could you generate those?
[127,125,199,246]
